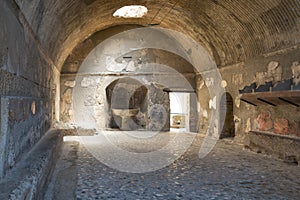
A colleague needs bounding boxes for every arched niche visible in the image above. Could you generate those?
[219,92,235,139]
[105,77,148,130]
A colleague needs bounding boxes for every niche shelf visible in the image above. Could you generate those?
[240,90,300,107]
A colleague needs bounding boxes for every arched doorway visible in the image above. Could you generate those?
[219,92,235,139]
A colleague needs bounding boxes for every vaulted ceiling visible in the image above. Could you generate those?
[15,0,300,71]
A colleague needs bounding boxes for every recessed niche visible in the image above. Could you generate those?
[106,78,148,130]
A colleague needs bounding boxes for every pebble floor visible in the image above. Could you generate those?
[49,130,300,200]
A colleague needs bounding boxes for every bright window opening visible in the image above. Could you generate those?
[170,93,190,132]
[113,5,148,18]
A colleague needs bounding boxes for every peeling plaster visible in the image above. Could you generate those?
[198,80,205,89]
[235,95,241,108]
[234,115,241,132]
[81,77,96,88]
[221,80,227,88]
[245,118,251,133]
[209,96,217,110]
[84,96,97,106]
[267,61,282,83]
[255,61,283,87]
[125,60,136,72]
[202,109,208,119]
[232,74,243,85]
[234,115,241,123]
[64,80,76,88]
[61,88,73,121]
[213,119,219,138]
[255,111,273,131]
[96,95,105,105]
[205,77,214,87]
[255,71,267,87]
[291,61,300,85]
[106,56,126,72]
[141,77,151,85]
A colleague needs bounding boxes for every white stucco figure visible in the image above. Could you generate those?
[291,61,300,85]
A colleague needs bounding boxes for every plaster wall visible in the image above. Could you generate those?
[219,48,300,139]
[60,71,194,130]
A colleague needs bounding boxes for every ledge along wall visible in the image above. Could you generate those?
[218,47,300,161]
[0,1,59,178]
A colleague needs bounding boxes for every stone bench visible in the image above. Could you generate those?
[0,129,64,200]
[246,131,300,165]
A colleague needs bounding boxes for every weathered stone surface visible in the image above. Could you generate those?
[255,111,273,131]
[60,88,73,122]
[81,77,97,88]
[189,93,198,132]
[0,97,51,177]
[266,61,282,84]
[0,1,58,180]
[148,84,170,131]
[274,118,289,135]
[60,35,197,130]
[290,121,300,137]
[1,0,300,192]
[245,118,251,133]
[106,78,148,130]
[255,71,267,87]
[291,61,300,86]
[232,73,243,86]
[44,140,78,200]
[0,130,64,200]
[11,0,299,69]
[247,131,300,164]
[64,80,76,88]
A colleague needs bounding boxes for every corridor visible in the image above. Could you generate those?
[45,130,300,200]
[1,1,300,199]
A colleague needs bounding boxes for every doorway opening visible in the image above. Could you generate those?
[170,92,190,132]
[219,92,235,138]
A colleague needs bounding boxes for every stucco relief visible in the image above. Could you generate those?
[291,61,300,86]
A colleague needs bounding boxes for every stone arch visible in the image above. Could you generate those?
[219,92,235,139]
[105,77,148,130]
